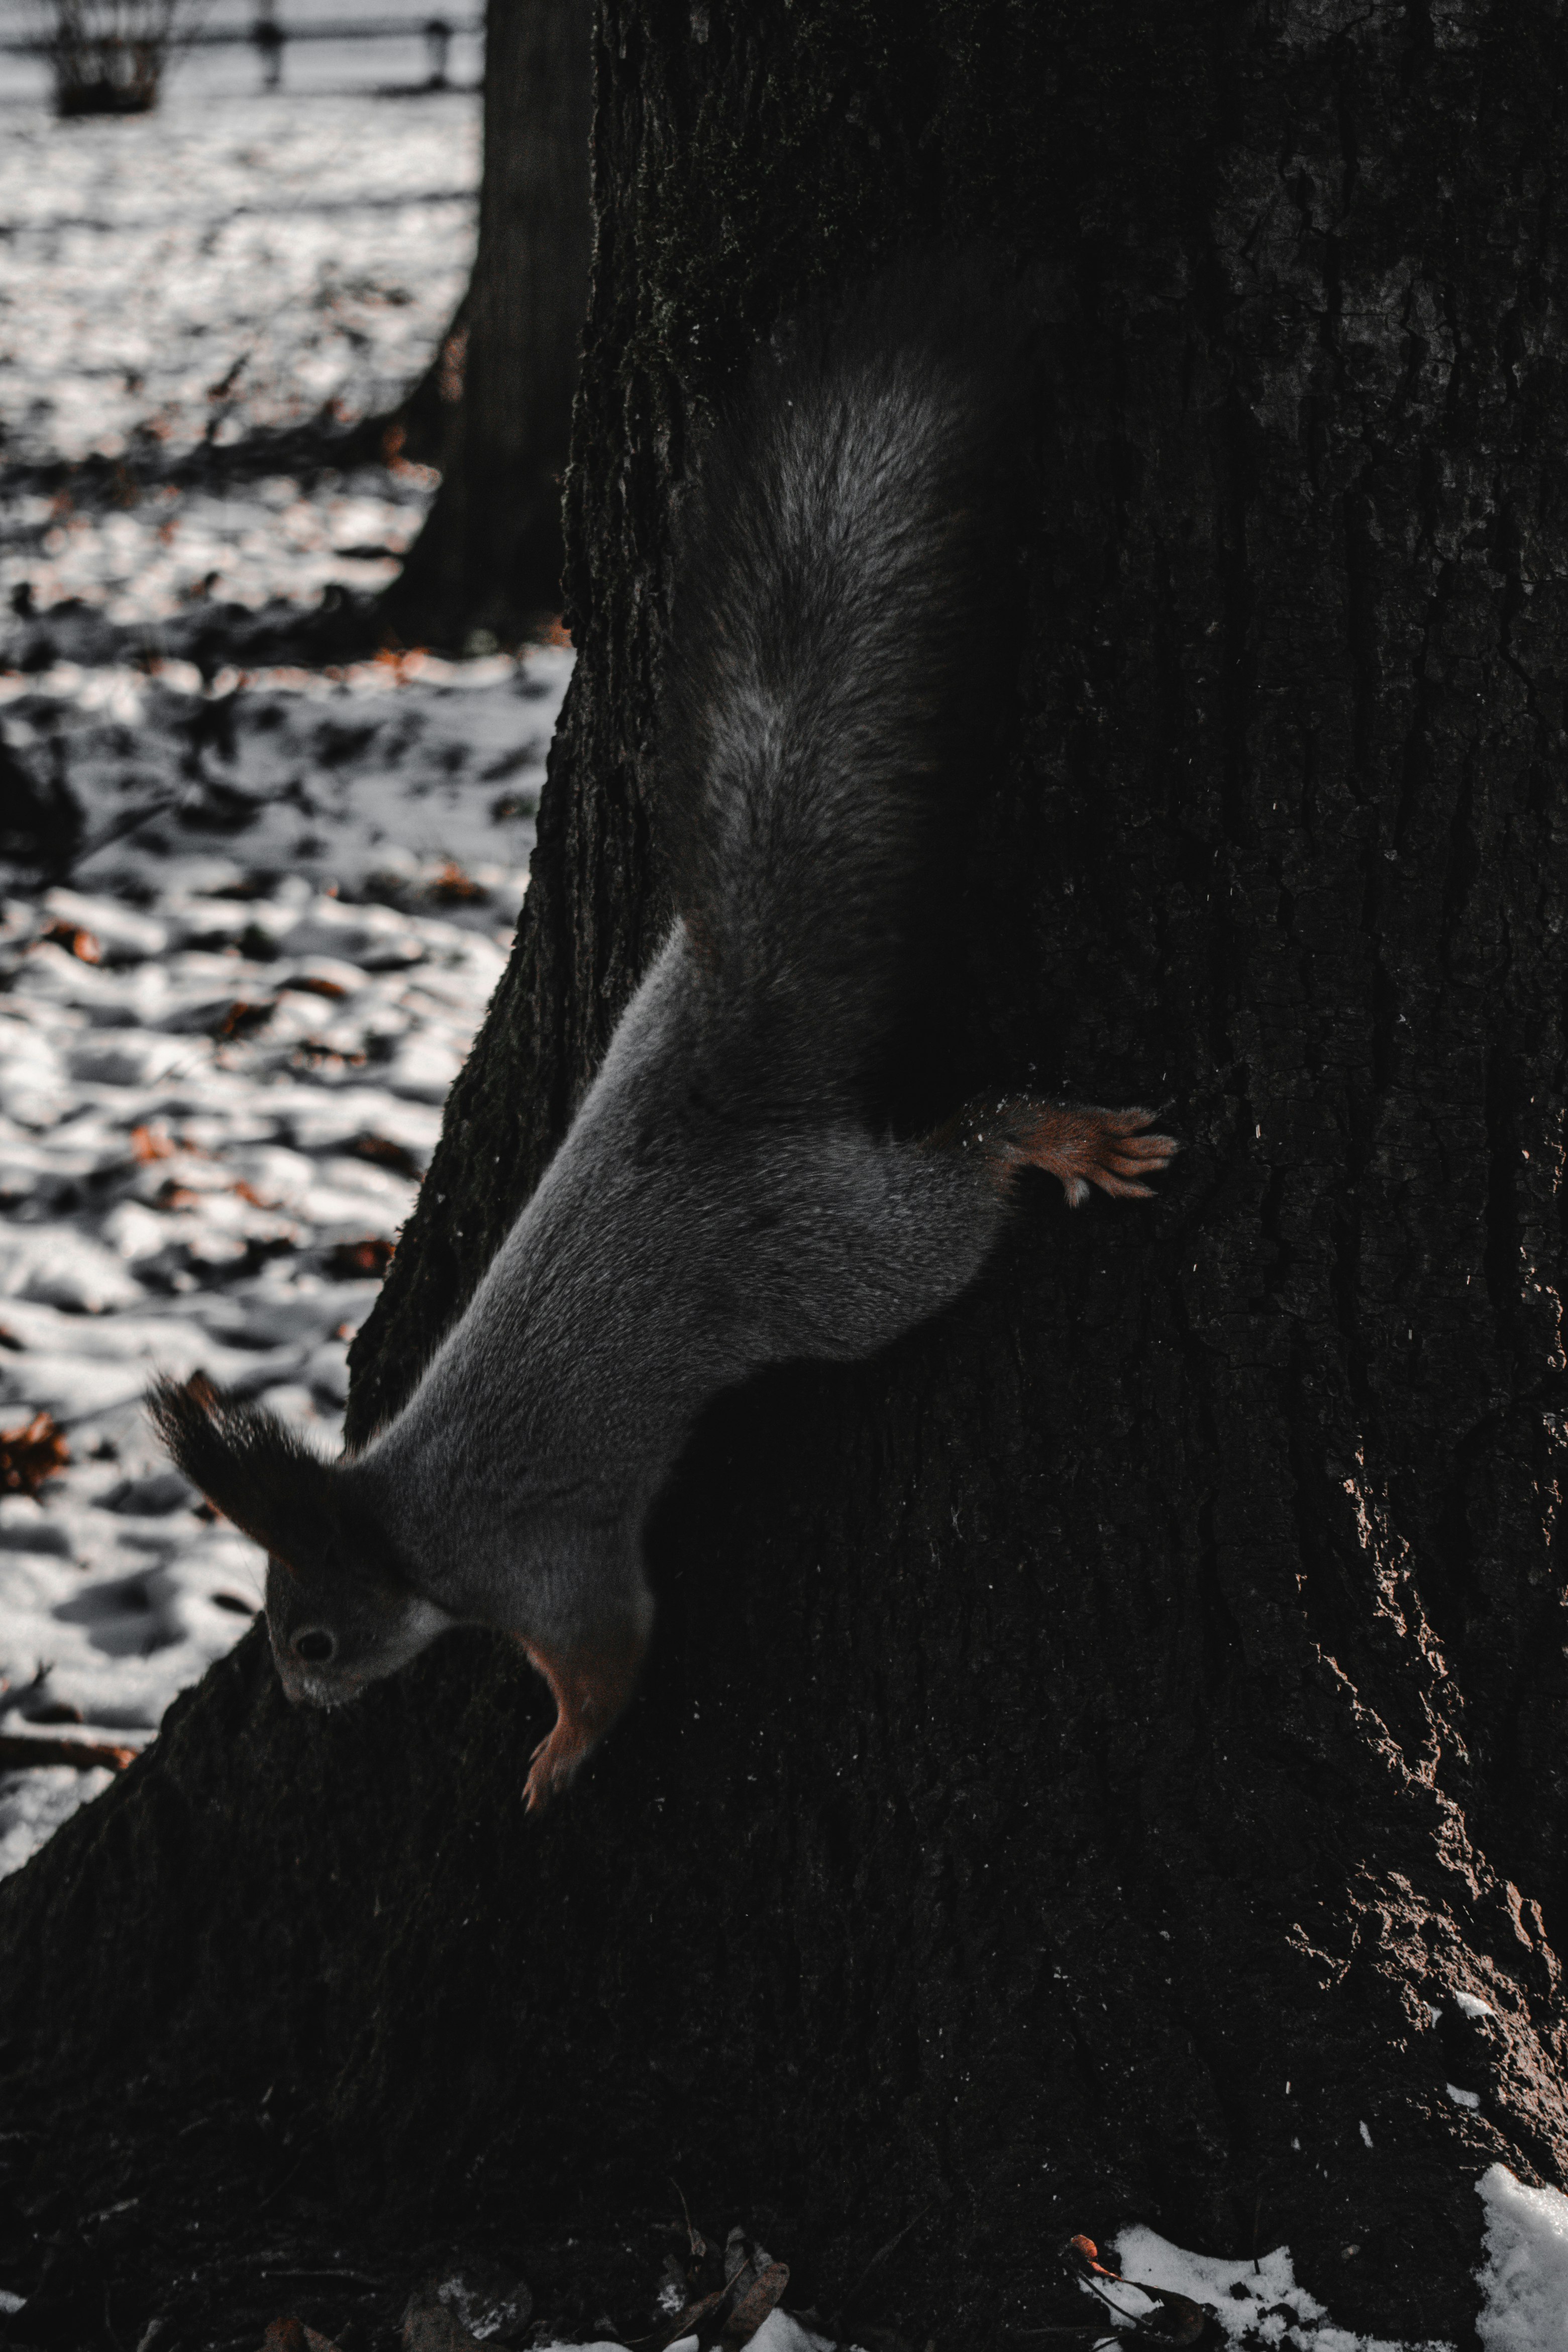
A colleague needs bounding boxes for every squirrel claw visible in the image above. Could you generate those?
[522,1711,592,1812]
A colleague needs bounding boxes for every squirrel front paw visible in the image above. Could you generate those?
[957,1097,1179,1207]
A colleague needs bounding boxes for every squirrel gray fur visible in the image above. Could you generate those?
[151,279,1176,1811]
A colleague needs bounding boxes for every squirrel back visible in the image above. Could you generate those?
[658,268,1017,1106]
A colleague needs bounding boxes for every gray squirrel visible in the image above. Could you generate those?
[151,283,1176,1811]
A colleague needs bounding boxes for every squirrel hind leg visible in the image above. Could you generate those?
[519,1625,648,1814]
[953,1098,1179,1207]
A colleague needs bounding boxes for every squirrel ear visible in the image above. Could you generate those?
[147,1373,334,1560]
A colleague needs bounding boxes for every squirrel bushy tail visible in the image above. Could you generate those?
[659,269,1017,1102]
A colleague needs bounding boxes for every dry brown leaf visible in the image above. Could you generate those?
[0,1732,137,1771]
[214,998,276,1040]
[428,860,485,904]
[155,1181,204,1211]
[345,1132,422,1177]
[724,2261,789,2344]
[0,1410,70,1495]
[328,1237,394,1278]
[39,920,100,963]
[262,2320,340,2352]
[661,2289,723,2348]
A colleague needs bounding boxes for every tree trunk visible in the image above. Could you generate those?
[5,3,1568,2345]
[381,0,593,648]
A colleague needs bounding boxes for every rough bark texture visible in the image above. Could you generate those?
[5,1,1568,2344]
[383,0,593,645]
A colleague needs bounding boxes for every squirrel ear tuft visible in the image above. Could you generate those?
[147,1373,335,1560]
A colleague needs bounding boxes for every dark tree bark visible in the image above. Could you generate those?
[6,3,1568,2345]
[382,0,593,647]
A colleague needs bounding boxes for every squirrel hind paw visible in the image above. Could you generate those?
[1002,1100,1178,1206]
[523,1719,589,1812]
[517,1628,649,1815]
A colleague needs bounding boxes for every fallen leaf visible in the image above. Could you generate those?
[329,1238,394,1278]
[262,2320,340,2352]
[661,2289,723,2347]
[39,920,100,963]
[346,1133,422,1177]
[427,861,486,904]
[724,2262,789,2344]
[0,1411,70,1495]
[0,1732,136,1771]
[155,1181,205,1211]
[214,998,276,1040]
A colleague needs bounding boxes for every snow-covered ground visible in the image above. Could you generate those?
[1071,2171,1568,2351]
[0,91,476,472]
[0,71,580,1878]
[0,657,565,1878]
[0,78,479,664]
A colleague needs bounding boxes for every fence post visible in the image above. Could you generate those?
[423,16,452,86]
[251,0,284,91]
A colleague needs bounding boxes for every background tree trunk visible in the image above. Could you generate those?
[5,2,1568,2345]
[380,0,593,648]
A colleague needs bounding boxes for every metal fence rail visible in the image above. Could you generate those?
[1,13,481,51]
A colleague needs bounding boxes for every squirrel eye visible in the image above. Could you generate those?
[292,1628,337,1667]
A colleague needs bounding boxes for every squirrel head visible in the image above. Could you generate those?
[148,1374,446,1709]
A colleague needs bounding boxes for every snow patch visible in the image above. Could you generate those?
[747,2316,834,2352]
[0,91,477,473]
[0,1764,115,1881]
[1109,2224,1452,2352]
[0,624,568,1877]
[531,2323,833,2352]
[1476,2165,1568,2351]
[1,650,567,912]
[0,801,575,1876]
